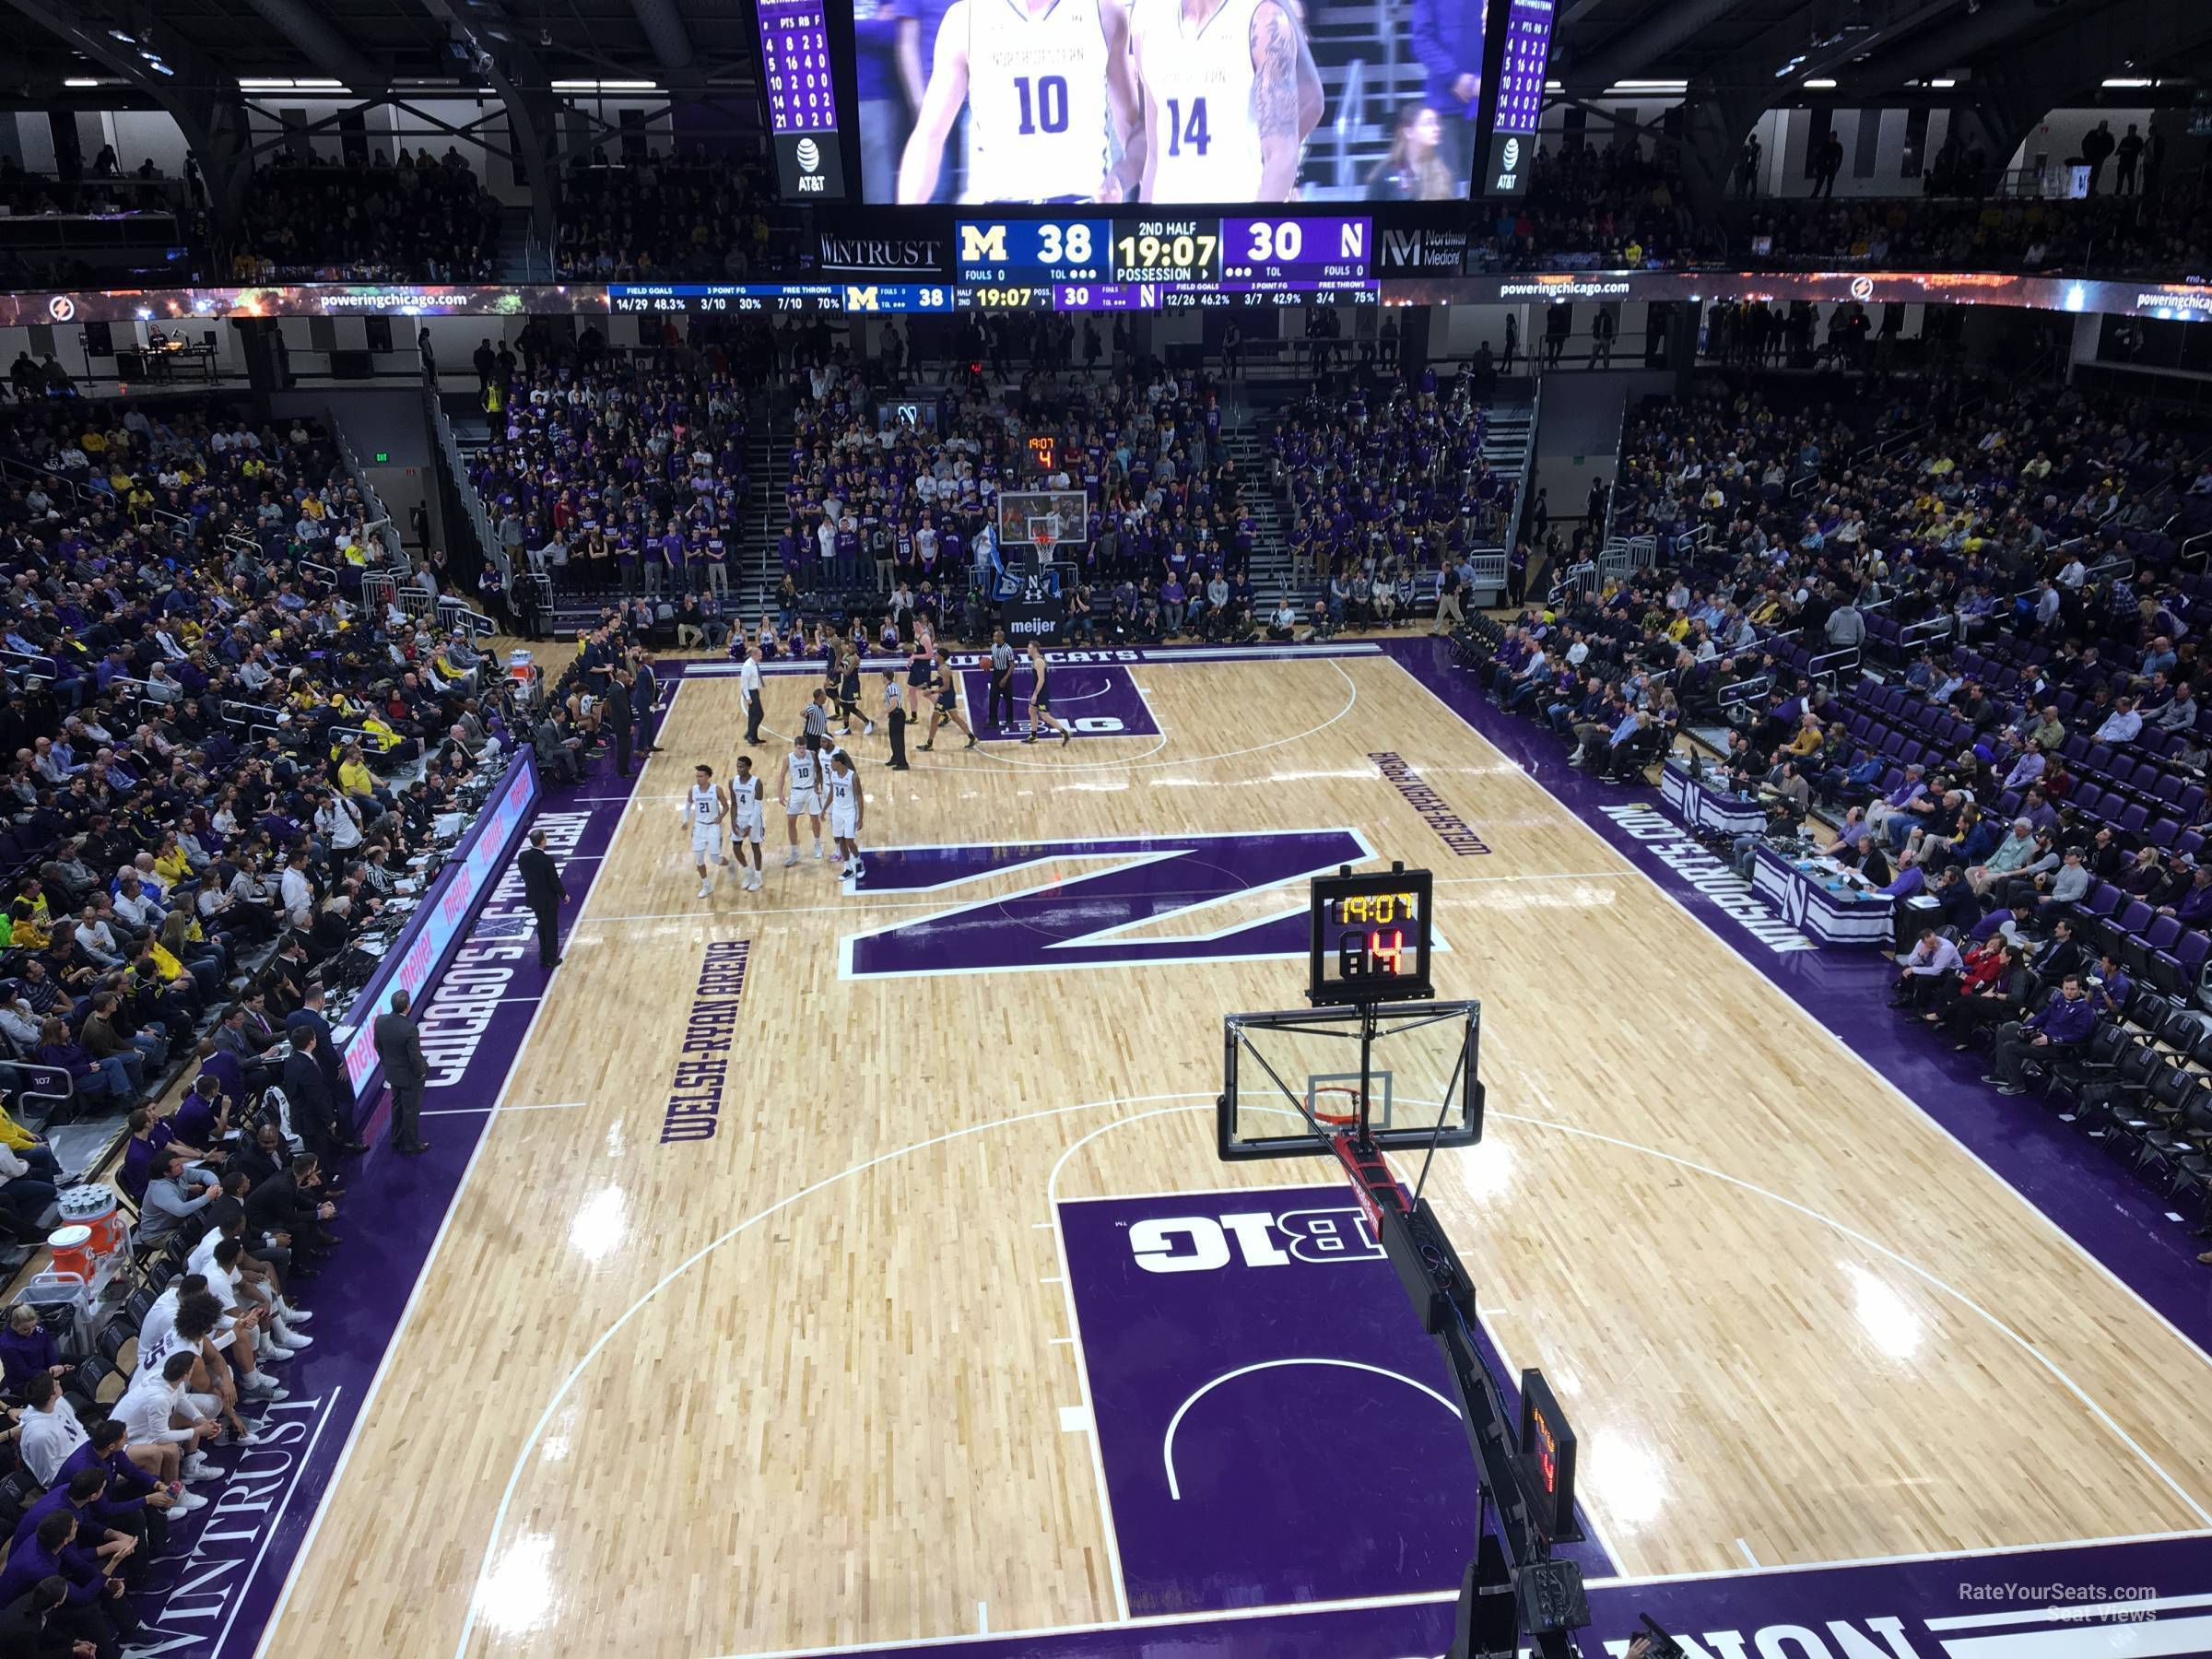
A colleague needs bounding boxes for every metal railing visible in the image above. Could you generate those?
[1718,675,1771,712]
[1806,644,1862,688]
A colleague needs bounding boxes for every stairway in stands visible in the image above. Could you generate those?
[1230,387,1539,604]
[733,427,789,625]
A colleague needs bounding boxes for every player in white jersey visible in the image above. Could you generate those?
[826,750,867,879]
[780,736,828,865]
[1129,0,1321,201]
[896,0,1141,204]
[684,765,730,898]
[726,755,767,891]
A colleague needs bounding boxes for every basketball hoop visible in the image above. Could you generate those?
[1032,531,1055,565]
[1311,1085,1364,1129]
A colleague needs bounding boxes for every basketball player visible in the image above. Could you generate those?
[1129,0,1323,201]
[896,0,1142,205]
[684,764,731,898]
[726,755,767,891]
[1023,641,1073,745]
[827,749,866,879]
[780,734,828,865]
[916,648,980,751]
[903,634,935,723]
[833,641,873,738]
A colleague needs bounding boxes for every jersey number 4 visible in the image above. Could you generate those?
[1015,75,1070,135]
[1164,96,1210,156]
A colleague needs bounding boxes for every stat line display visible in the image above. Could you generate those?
[754,0,850,200]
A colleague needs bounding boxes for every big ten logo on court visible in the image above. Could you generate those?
[662,940,750,1145]
[1072,717,1126,734]
[1128,1206,1383,1274]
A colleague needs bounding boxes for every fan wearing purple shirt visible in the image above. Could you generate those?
[1985,974,2095,1095]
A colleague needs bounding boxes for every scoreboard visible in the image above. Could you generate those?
[752,0,849,201]
[608,212,1394,315]
[953,213,1377,310]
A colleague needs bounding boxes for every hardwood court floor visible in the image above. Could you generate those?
[265,655,2212,1659]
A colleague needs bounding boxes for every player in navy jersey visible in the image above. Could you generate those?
[916,649,979,752]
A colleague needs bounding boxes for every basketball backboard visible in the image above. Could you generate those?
[995,488,1089,550]
[1218,1000,1483,1161]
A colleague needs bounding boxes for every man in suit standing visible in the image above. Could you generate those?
[631,656,662,753]
[374,987,430,1155]
[517,829,569,970]
[605,667,635,777]
[281,1025,339,1169]
[286,982,363,1155]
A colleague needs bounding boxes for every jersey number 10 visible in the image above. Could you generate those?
[1015,75,1070,134]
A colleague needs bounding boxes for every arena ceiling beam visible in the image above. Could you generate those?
[1558,0,1763,98]
[233,0,390,99]
[0,0,257,232]
[412,0,560,242]
[1840,0,2127,100]
[626,0,695,74]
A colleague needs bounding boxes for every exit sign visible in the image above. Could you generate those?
[373,451,389,463]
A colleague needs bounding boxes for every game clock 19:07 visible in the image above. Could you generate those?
[1308,868,1432,1006]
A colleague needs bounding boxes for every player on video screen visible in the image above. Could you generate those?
[1128,0,1322,201]
[896,0,1142,204]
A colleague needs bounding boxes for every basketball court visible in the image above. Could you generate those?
[241,640,2212,1659]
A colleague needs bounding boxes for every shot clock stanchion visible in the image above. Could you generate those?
[1217,862,1590,1659]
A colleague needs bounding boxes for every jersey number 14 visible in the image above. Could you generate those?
[1165,97,1210,156]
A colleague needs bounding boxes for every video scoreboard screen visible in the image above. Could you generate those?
[753,0,850,200]
[1480,0,1556,196]
[954,213,1376,311]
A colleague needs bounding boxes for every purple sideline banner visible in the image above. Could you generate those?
[334,750,540,1119]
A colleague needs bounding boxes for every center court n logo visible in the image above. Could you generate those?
[840,830,1374,979]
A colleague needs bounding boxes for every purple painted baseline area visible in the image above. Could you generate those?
[122,735,644,1659]
[956,665,1162,741]
[1059,1187,1610,1618]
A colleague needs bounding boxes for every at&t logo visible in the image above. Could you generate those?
[795,136,820,173]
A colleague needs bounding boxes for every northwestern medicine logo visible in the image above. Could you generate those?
[841,830,1382,978]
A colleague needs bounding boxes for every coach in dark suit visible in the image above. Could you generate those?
[630,657,662,752]
[281,1026,339,1168]
[605,668,635,777]
[517,829,569,969]
[374,987,430,1154]
[286,983,363,1154]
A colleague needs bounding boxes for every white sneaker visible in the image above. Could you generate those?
[276,1302,312,1324]
[274,1324,312,1349]
[230,1428,265,1447]
[183,1457,219,1484]
[813,842,825,859]
[782,850,798,867]
[171,1488,208,1513]
[697,880,712,898]
[864,721,875,735]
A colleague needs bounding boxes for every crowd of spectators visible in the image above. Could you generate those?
[555,149,782,282]
[1739,190,2212,279]
[229,149,501,284]
[463,319,768,640]
[1455,368,2212,1239]
[1471,140,1718,272]
[0,391,535,1650]
[768,343,1278,648]
[1274,367,1521,616]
